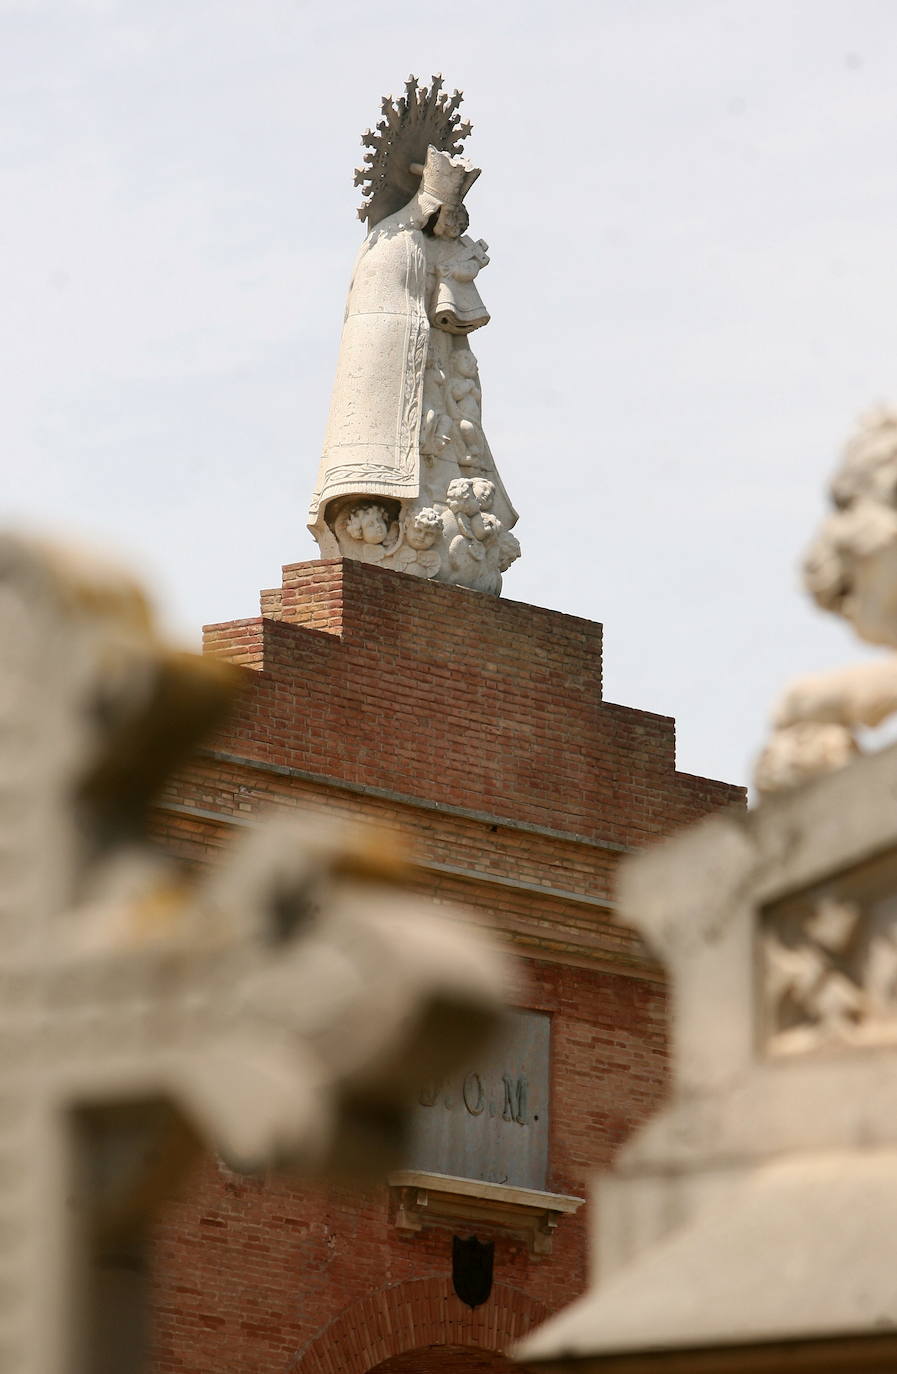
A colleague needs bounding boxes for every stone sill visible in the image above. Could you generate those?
[388,1169,584,1256]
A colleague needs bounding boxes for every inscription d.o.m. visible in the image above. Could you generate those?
[407,1008,549,1189]
[419,1070,529,1124]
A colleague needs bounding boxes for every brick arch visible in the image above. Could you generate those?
[371,1346,518,1371]
[290,1277,548,1374]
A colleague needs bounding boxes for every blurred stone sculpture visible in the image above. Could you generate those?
[518,733,897,1371]
[514,401,897,1371]
[757,406,897,793]
[307,76,520,594]
[0,534,506,1374]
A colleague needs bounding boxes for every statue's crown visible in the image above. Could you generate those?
[355,76,474,227]
[419,146,479,207]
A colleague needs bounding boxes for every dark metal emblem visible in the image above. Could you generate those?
[452,1234,494,1308]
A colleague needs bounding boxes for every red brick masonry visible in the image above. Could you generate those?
[150,559,744,1373]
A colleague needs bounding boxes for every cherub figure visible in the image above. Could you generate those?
[405,505,443,553]
[337,502,400,563]
[449,347,485,467]
[471,478,500,542]
[445,477,478,534]
[447,477,501,537]
[388,506,443,579]
[345,503,396,546]
[756,407,897,793]
[444,478,504,592]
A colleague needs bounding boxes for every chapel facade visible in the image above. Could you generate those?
[148,73,743,1373]
[148,555,743,1373]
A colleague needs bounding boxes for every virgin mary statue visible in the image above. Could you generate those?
[307,78,520,595]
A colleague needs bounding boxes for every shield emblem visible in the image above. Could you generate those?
[452,1234,494,1308]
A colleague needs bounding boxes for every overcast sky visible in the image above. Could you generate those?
[4,0,897,791]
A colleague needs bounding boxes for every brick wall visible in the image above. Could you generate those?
[202,559,739,847]
[150,559,744,1373]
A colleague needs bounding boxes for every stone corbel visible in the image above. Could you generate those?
[388,1170,583,1257]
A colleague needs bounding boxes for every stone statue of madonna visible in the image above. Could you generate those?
[307,78,520,595]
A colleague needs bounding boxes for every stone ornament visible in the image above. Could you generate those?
[307,77,521,594]
[516,740,897,1370]
[388,1172,583,1258]
[763,871,897,1057]
[757,406,897,793]
[0,534,507,1374]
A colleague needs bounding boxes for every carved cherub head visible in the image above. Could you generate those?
[345,503,391,546]
[477,512,501,544]
[471,479,494,512]
[405,506,442,550]
[803,407,897,647]
[445,478,479,518]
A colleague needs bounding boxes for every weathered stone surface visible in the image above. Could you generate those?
[407,1007,550,1190]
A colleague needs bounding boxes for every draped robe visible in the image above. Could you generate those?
[308,200,491,542]
[308,206,431,528]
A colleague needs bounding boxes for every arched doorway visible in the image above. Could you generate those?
[290,1277,546,1374]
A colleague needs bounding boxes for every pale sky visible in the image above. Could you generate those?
[4,0,897,791]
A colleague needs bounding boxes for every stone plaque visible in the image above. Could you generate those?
[405,1007,550,1190]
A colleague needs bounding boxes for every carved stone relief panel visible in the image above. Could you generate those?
[405,1007,550,1190]
[761,847,897,1056]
